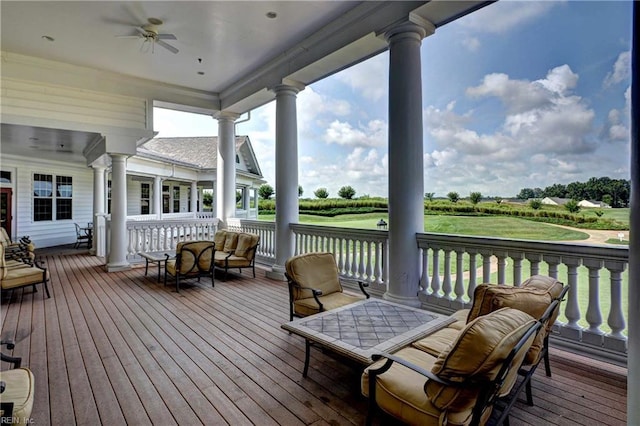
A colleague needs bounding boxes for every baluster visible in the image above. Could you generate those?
[419,247,430,293]
[337,238,346,274]
[562,257,582,335]
[358,240,365,280]
[544,255,561,279]
[582,258,605,345]
[431,248,441,296]
[442,248,453,300]
[495,250,507,284]
[349,239,357,277]
[479,250,492,283]
[511,251,524,286]
[467,249,478,301]
[375,241,383,285]
[525,253,542,276]
[605,260,627,344]
[365,241,373,282]
[454,250,465,303]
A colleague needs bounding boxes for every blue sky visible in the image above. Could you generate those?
[154,0,632,198]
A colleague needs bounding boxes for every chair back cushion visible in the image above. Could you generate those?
[176,241,214,274]
[235,233,259,259]
[223,232,239,253]
[0,243,7,280]
[285,252,343,300]
[213,230,227,251]
[426,307,537,411]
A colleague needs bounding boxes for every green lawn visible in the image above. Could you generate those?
[260,212,589,241]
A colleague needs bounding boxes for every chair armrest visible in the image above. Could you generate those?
[1,340,16,350]
[340,278,370,299]
[290,282,323,297]
[369,353,453,386]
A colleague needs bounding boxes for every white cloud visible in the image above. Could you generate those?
[323,119,386,148]
[461,37,481,52]
[458,1,561,34]
[334,53,388,101]
[603,51,630,88]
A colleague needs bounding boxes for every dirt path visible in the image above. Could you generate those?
[544,223,628,245]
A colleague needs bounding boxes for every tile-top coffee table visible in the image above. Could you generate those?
[282,298,455,377]
[138,250,175,282]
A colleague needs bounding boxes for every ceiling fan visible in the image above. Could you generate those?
[117,17,179,54]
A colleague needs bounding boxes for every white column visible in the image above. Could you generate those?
[215,112,239,223]
[91,166,106,255]
[107,154,130,271]
[383,20,434,307]
[153,176,162,219]
[266,83,303,280]
[628,3,639,423]
[190,181,198,214]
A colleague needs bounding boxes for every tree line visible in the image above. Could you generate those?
[516,177,630,208]
[258,184,358,200]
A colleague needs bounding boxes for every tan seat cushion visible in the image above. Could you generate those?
[0,367,35,424]
[221,254,252,268]
[1,266,48,290]
[293,292,364,317]
[426,308,537,412]
[285,252,343,300]
[234,233,259,259]
[362,347,489,425]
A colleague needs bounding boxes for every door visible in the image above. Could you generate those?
[1,188,13,239]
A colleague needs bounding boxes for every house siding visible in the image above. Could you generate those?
[2,155,93,248]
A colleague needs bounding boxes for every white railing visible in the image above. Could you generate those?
[416,233,629,363]
[125,218,219,258]
[291,224,389,292]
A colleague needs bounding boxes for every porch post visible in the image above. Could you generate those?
[190,180,198,214]
[107,154,130,271]
[266,83,303,280]
[628,2,639,422]
[215,112,239,223]
[91,165,106,254]
[153,176,162,218]
[383,19,434,306]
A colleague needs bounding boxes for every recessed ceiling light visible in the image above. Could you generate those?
[266,11,277,19]
[41,35,54,42]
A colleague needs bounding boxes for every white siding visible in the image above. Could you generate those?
[2,155,93,248]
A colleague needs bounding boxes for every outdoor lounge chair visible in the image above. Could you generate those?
[284,252,370,321]
[0,340,35,425]
[362,307,542,426]
[74,223,91,249]
[212,230,260,280]
[164,241,215,293]
[1,243,50,300]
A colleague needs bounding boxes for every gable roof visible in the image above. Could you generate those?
[137,136,262,177]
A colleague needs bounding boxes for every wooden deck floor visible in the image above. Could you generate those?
[1,253,627,425]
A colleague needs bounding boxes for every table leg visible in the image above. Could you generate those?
[303,339,311,378]
[157,261,161,282]
[145,258,150,276]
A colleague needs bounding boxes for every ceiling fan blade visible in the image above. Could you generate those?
[157,40,179,54]
[134,26,147,36]
[115,33,141,39]
[157,34,177,41]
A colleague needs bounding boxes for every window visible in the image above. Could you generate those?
[56,176,73,220]
[0,171,11,183]
[141,183,150,214]
[33,174,53,221]
[236,154,240,164]
[173,187,180,212]
[33,174,72,221]
[107,180,112,214]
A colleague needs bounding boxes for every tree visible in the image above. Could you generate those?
[258,184,274,200]
[424,192,435,202]
[602,194,613,206]
[298,185,304,197]
[565,199,581,213]
[447,191,459,203]
[529,199,542,210]
[236,190,242,203]
[314,188,329,199]
[338,185,356,199]
[494,196,503,204]
[469,192,482,205]
[202,191,213,209]
[543,183,567,198]
[517,188,536,200]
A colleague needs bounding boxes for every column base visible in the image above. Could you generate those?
[106,262,131,272]
[266,264,287,281]
[382,292,422,308]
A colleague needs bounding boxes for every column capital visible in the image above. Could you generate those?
[213,111,241,121]
[382,16,435,43]
[271,79,305,95]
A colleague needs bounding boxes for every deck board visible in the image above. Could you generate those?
[1,252,628,425]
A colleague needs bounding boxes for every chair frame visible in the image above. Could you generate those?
[285,271,370,321]
[1,340,25,421]
[215,242,259,281]
[365,320,543,426]
[164,241,215,293]
[1,252,50,300]
[74,223,91,249]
